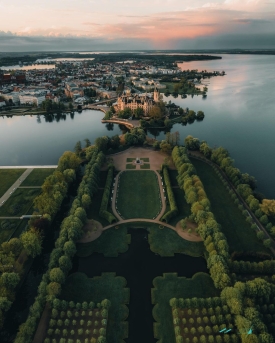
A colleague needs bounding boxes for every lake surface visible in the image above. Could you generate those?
[0,64,56,70]
[0,54,274,198]
[0,110,120,165]
[149,54,275,198]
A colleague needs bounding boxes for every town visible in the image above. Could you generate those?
[0,56,223,112]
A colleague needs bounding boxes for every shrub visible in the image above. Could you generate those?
[99,166,117,224]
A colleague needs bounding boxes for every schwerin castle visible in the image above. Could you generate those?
[116,88,160,115]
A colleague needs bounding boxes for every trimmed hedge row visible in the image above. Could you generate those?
[160,166,178,223]
[99,166,117,224]
[14,148,105,343]
[228,260,275,274]
[172,146,231,290]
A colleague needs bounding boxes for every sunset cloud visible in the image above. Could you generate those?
[0,0,274,51]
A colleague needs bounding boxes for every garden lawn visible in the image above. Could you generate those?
[147,223,204,257]
[61,272,129,343]
[0,169,26,197]
[152,273,219,343]
[116,171,161,219]
[126,164,136,170]
[140,164,150,169]
[191,158,268,254]
[0,188,41,217]
[20,168,55,186]
[77,226,131,257]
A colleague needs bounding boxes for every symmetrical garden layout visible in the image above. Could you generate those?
[5,145,275,343]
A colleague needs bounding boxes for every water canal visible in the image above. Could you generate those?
[75,228,207,343]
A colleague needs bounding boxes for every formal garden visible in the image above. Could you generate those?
[115,170,162,219]
[1,131,275,343]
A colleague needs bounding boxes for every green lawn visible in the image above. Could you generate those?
[0,188,41,217]
[152,273,219,343]
[99,170,109,188]
[77,226,131,257]
[141,158,149,162]
[126,164,136,170]
[140,163,150,169]
[20,168,55,186]
[0,169,26,197]
[147,223,204,257]
[61,272,129,343]
[116,171,161,219]
[191,158,268,254]
[126,158,135,162]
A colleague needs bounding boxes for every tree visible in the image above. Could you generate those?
[95,136,109,152]
[21,228,42,258]
[63,240,76,257]
[47,282,61,297]
[50,268,65,284]
[1,272,20,289]
[148,105,162,120]
[260,199,275,217]
[184,135,200,150]
[74,141,82,156]
[58,255,72,273]
[57,151,80,172]
[160,140,172,154]
[196,110,205,120]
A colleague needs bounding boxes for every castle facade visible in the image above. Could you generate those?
[116,88,160,115]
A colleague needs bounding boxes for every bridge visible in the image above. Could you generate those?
[101,119,140,129]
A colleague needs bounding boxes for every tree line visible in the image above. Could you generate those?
[160,165,178,223]
[99,166,117,224]
[172,146,231,290]
[14,148,105,343]
[0,151,81,330]
[185,135,275,239]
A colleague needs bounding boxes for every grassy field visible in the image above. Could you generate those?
[191,158,268,254]
[152,273,219,343]
[77,226,131,257]
[20,168,56,186]
[141,158,149,162]
[140,164,150,169]
[148,223,204,257]
[116,171,161,219]
[61,272,129,343]
[0,169,26,197]
[0,188,41,217]
[126,164,136,169]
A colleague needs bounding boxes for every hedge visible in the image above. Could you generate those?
[99,166,117,224]
[160,166,178,223]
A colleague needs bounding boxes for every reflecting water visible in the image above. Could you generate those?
[148,54,275,198]
[0,54,274,198]
[0,110,120,166]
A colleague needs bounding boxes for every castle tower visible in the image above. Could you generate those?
[153,86,159,103]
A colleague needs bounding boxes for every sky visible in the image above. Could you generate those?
[0,0,275,51]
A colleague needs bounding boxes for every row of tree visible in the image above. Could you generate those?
[160,166,178,222]
[172,146,231,290]
[181,110,205,125]
[229,260,275,274]
[186,136,275,238]
[0,151,82,329]
[14,148,105,343]
[99,166,117,224]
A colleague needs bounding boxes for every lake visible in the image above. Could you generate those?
[149,54,275,198]
[0,110,120,166]
[0,54,274,198]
